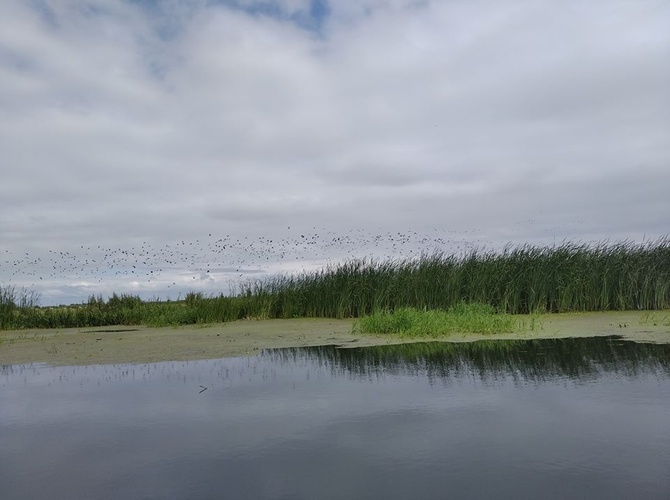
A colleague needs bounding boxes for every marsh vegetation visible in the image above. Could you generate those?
[1,239,669,330]
[355,303,524,336]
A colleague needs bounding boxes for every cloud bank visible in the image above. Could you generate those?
[1,0,668,304]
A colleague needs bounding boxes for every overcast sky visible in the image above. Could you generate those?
[1,0,669,305]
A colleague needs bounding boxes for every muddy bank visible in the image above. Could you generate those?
[1,311,668,366]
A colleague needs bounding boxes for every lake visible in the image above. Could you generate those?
[1,336,669,499]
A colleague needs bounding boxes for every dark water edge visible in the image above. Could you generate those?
[2,336,670,500]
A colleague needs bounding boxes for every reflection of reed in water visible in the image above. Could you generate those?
[261,337,670,384]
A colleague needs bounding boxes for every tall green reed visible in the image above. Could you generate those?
[244,238,670,318]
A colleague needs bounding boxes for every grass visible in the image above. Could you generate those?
[640,312,670,327]
[355,303,522,337]
[0,285,41,329]
[1,238,669,330]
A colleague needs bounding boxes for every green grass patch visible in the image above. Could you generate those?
[355,303,521,337]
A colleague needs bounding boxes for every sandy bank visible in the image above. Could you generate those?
[1,311,669,367]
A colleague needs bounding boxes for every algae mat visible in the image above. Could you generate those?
[1,311,669,366]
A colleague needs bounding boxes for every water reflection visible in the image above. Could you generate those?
[264,336,670,383]
[2,336,668,391]
[1,337,670,500]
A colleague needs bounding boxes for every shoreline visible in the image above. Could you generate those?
[1,311,669,367]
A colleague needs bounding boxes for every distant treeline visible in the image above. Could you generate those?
[1,239,669,329]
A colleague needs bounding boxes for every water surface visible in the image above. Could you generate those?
[2,336,669,499]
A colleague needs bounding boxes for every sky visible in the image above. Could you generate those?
[1,0,669,306]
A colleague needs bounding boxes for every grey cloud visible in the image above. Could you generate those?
[1,0,668,304]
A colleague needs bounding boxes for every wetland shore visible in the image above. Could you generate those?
[1,311,668,366]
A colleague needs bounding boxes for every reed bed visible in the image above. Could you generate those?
[239,238,670,318]
[1,239,669,330]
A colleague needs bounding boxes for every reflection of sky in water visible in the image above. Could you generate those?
[1,338,670,500]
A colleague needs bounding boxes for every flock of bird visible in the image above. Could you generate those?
[1,226,482,303]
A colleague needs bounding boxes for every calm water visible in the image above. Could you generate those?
[1,337,669,499]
